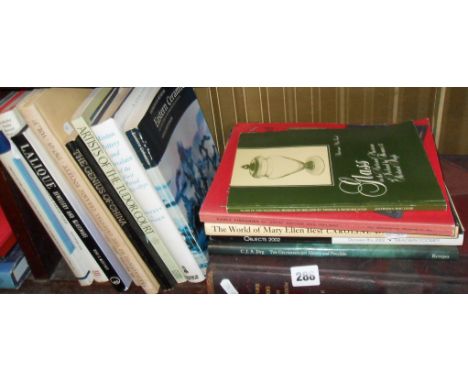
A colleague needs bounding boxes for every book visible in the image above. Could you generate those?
[0,131,93,285]
[0,95,94,286]
[200,119,457,236]
[20,89,159,293]
[17,88,134,291]
[0,204,16,259]
[206,226,464,246]
[227,121,446,212]
[205,188,464,246]
[14,90,116,285]
[124,87,219,272]
[206,252,468,293]
[208,236,459,259]
[69,88,183,289]
[453,194,468,255]
[0,244,30,289]
[92,88,205,282]
[0,143,61,278]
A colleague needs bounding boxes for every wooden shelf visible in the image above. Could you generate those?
[0,259,207,294]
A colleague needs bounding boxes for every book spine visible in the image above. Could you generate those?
[21,129,133,290]
[205,222,397,238]
[127,127,208,271]
[23,129,108,284]
[0,245,30,289]
[206,255,468,294]
[226,204,444,213]
[0,133,92,286]
[94,121,204,282]
[208,241,459,260]
[201,212,456,237]
[205,224,462,245]
[11,131,95,285]
[23,111,158,293]
[21,105,137,290]
[331,235,464,246]
[67,138,175,289]
[61,140,158,293]
[71,118,184,284]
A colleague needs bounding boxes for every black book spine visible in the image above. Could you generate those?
[209,235,331,244]
[11,130,127,292]
[67,137,175,290]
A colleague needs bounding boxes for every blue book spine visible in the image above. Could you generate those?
[0,244,30,289]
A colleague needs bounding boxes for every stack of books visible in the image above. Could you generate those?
[200,120,468,293]
[0,88,219,293]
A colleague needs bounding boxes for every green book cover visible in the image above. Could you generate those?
[227,122,446,212]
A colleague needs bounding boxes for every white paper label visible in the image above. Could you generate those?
[290,265,320,287]
[220,278,239,294]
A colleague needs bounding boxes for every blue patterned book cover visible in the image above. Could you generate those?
[126,88,219,271]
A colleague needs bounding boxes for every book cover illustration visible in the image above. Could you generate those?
[200,119,456,236]
[227,122,446,213]
[129,88,219,266]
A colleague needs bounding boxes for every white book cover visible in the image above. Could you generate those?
[123,88,219,273]
[92,118,205,282]
[0,130,93,286]
[24,129,109,282]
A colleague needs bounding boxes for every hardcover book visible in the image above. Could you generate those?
[23,89,159,293]
[92,87,207,282]
[227,121,446,212]
[124,87,219,271]
[16,88,133,289]
[200,119,457,236]
[0,204,16,259]
[1,94,94,286]
[0,244,30,289]
[69,87,182,290]
[206,252,468,293]
[205,188,464,246]
[208,240,459,260]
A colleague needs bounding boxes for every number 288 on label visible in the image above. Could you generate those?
[290,265,320,287]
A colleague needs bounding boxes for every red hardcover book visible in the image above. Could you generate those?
[200,119,457,237]
[0,90,27,112]
[0,204,16,259]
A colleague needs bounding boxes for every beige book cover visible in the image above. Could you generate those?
[18,88,160,293]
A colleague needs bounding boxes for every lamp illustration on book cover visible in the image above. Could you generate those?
[231,145,333,187]
[241,155,326,179]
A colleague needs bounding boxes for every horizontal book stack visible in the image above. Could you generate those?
[0,87,219,293]
[200,120,468,293]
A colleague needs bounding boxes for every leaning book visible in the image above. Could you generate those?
[227,121,446,213]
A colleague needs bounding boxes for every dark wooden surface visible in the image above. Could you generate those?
[2,155,468,294]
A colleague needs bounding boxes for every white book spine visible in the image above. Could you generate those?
[145,166,208,271]
[0,132,93,286]
[73,117,186,283]
[24,129,108,282]
[331,234,464,246]
[93,119,205,282]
